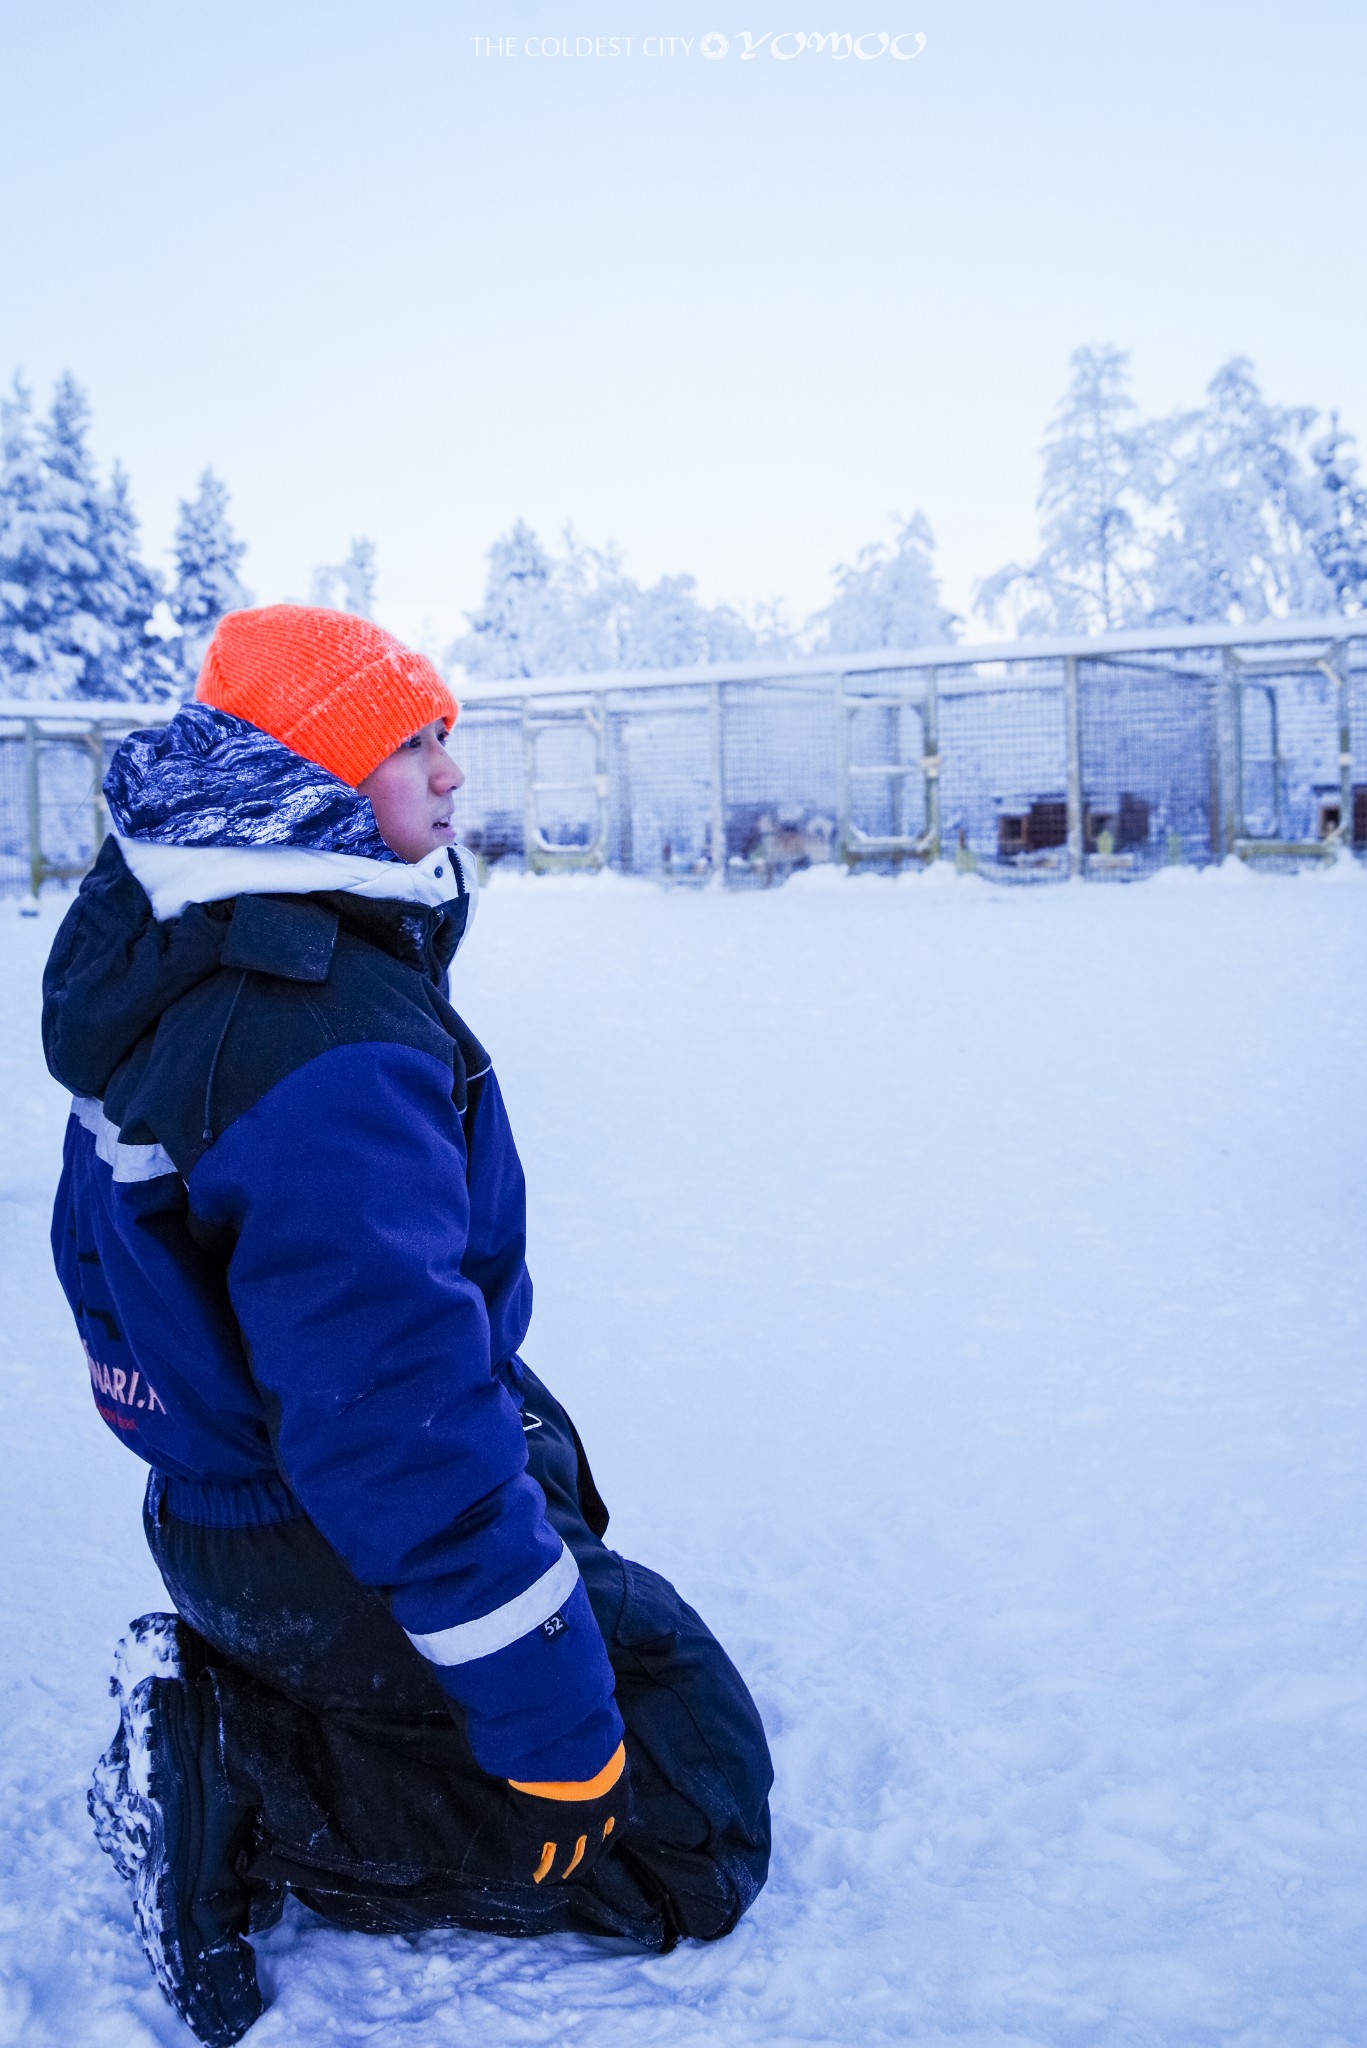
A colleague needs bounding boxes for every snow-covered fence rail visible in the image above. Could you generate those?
[2,617,1364,897]
[451,616,1367,884]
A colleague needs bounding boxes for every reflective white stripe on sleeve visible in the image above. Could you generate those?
[72,1096,178,1184]
[404,1543,581,1667]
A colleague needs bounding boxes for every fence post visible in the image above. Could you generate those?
[1205,675,1224,863]
[922,665,940,861]
[1333,641,1353,847]
[835,673,851,866]
[520,699,538,874]
[592,691,609,871]
[87,726,108,860]
[708,678,727,886]
[1064,656,1083,877]
[1223,649,1243,855]
[24,720,43,900]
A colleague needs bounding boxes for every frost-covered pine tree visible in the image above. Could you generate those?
[0,377,55,694]
[448,520,559,679]
[1308,414,1367,615]
[808,512,958,652]
[170,470,251,690]
[1147,358,1333,624]
[977,346,1157,634]
[613,572,759,668]
[310,537,377,618]
[0,373,168,698]
[41,374,128,695]
[449,521,768,679]
[94,462,173,697]
[339,537,376,618]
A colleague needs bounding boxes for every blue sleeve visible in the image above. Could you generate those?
[188,1037,623,1783]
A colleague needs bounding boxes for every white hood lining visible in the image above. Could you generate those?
[116,835,479,945]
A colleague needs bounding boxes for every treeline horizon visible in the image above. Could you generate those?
[0,347,1363,704]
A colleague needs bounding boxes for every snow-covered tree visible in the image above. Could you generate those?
[1308,413,1367,615]
[170,469,251,690]
[975,348,1361,633]
[341,537,376,618]
[0,372,168,699]
[977,346,1158,634]
[1146,358,1334,625]
[311,537,377,618]
[448,520,560,678]
[449,521,778,679]
[808,512,958,652]
[0,378,53,693]
[93,463,172,696]
[40,374,132,695]
[611,571,761,669]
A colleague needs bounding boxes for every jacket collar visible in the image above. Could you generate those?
[312,889,469,982]
[211,888,469,989]
[114,834,478,956]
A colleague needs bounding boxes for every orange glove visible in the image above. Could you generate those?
[507,1740,629,1885]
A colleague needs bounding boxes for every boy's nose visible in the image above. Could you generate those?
[433,753,464,794]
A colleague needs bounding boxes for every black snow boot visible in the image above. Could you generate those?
[90,1611,196,1882]
[126,1672,264,2045]
[89,1616,265,2046]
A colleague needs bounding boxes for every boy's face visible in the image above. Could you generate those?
[358,720,465,863]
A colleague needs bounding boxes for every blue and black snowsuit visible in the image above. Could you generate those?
[43,705,771,1946]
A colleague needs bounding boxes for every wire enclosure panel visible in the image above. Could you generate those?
[0,732,29,894]
[1077,662,1218,873]
[939,669,1069,874]
[448,707,524,864]
[609,688,713,878]
[2,622,1364,898]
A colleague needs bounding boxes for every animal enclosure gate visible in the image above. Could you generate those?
[449,618,1367,884]
[3,618,1364,898]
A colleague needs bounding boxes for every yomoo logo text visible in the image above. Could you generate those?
[471,31,926,61]
[701,31,926,58]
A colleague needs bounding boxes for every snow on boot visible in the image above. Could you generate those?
[89,1613,194,1883]
[114,1611,190,1703]
[125,1672,263,2048]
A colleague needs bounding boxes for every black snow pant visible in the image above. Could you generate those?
[142,1363,773,1952]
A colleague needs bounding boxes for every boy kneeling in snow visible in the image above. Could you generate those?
[43,606,772,2046]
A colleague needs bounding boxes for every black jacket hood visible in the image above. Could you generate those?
[43,837,468,1102]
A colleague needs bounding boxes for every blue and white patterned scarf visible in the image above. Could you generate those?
[104,703,398,861]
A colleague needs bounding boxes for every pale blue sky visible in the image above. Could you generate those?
[1,0,1362,648]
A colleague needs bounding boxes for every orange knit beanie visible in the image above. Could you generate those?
[196,605,459,789]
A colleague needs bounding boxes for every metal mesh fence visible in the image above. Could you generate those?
[448,707,524,863]
[1236,663,1342,846]
[609,688,712,878]
[0,731,29,895]
[939,667,1068,875]
[0,702,195,900]
[1351,669,1367,849]
[722,679,837,882]
[3,622,1364,899]
[39,737,103,870]
[1077,661,1217,874]
[840,673,927,865]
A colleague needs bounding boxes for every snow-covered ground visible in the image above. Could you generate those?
[3,860,1366,2048]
